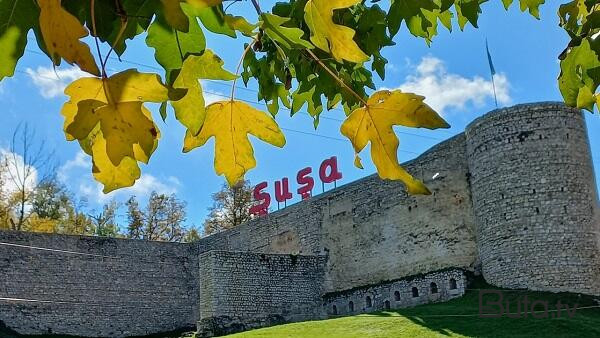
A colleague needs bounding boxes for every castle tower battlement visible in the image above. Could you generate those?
[465,102,600,295]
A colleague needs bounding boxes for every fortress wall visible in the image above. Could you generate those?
[196,251,326,337]
[322,269,466,317]
[197,134,478,294]
[320,134,478,292]
[0,230,199,337]
[466,102,600,295]
[196,200,325,256]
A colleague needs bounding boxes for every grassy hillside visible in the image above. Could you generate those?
[227,280,600,338]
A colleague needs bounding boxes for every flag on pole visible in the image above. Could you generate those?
[486,39,498,108]
[486,40,496,76]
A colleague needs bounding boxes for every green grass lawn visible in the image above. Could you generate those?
[227,279,600,338]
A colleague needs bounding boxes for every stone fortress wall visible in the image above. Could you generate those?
[0,102,597,337]
[466,103,600,295]
[0,231,199,337]
[322,269,467,317]
[197,251,327,337]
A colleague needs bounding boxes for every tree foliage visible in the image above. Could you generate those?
[125,192,192,241]
[3,0,591,196]
[203,180,254,236]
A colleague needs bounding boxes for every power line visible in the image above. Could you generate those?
[12,68,440,154]
[22,45,456,137]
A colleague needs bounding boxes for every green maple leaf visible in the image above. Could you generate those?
[559,38,600,111]
[387,0,438,39]
[195,5,236,38]
[146,3,206,85]
[146,3,206,84]
[260,13,314,50]
[0,0,39,80]
[171,50,237,135]
[455,0,485,30]
[502,0,545,19]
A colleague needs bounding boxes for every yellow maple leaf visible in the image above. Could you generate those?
[80,127,143,193]
[304,0,369,63]
[183,100,286,185]
[161,0,224,31]
[172,50,237,135]
[61,69,169,191]
[340,90,449,195]
[38,0,100,76]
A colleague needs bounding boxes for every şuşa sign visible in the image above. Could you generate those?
[249,156,343,215]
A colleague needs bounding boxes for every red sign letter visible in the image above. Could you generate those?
[249,181,270,216]
[274,177,293,203]
[296,167,314,200]
[319,156,343,183]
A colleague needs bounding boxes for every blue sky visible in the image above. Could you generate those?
[1,1,598,229]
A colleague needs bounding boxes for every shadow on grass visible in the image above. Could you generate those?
[368,278,600,338]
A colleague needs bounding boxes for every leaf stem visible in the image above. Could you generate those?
[101,18,128,72]
[90,0,106,78]
[305,49,367,106]
[250,0,262,15]
[231,39,257,101]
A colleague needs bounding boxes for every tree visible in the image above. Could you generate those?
[203,180,254,236]
[31,178,68,220]
[0,1,593,195]
[89,200,121,237]
[2,124,56,230]
[125,192,188,242]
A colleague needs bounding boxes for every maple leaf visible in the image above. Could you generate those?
[387,0,438,39]
[260,13,314,50]
[160,0,189,32]
[502,0,545,18]
[559,38,600,111]
[146,2,207,85]
[224,15,257,36]
[61,69,169,191]
[340,90,449,195]
[172,50,237,135]
[38,0,99,76]
[304,0,369,63]
[80,127,143,193]
[183,100,286,185]
[0,0,40,80]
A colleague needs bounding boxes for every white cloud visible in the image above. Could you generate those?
[26,66,89,99]
[59,152,181,204]
[0,148,38,196]
[201,81,226,105]
[393,56,511,115]
[57,151,90,182]
[78,174,181,204]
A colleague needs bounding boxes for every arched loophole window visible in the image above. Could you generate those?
[430,282,438,294]
[394,291,400,301]
[332,305,338,315]
[412,287,419,298]
[535,207,540,214]
[366,296,372,308]
[449,278,457,290]
[384,300,390,310]
[349,301,354,312]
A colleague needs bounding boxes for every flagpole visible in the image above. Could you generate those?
[491,73,498,108]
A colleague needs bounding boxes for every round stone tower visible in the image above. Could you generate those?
[466,102,599,295]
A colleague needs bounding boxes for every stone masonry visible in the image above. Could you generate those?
[0,102,597,337]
